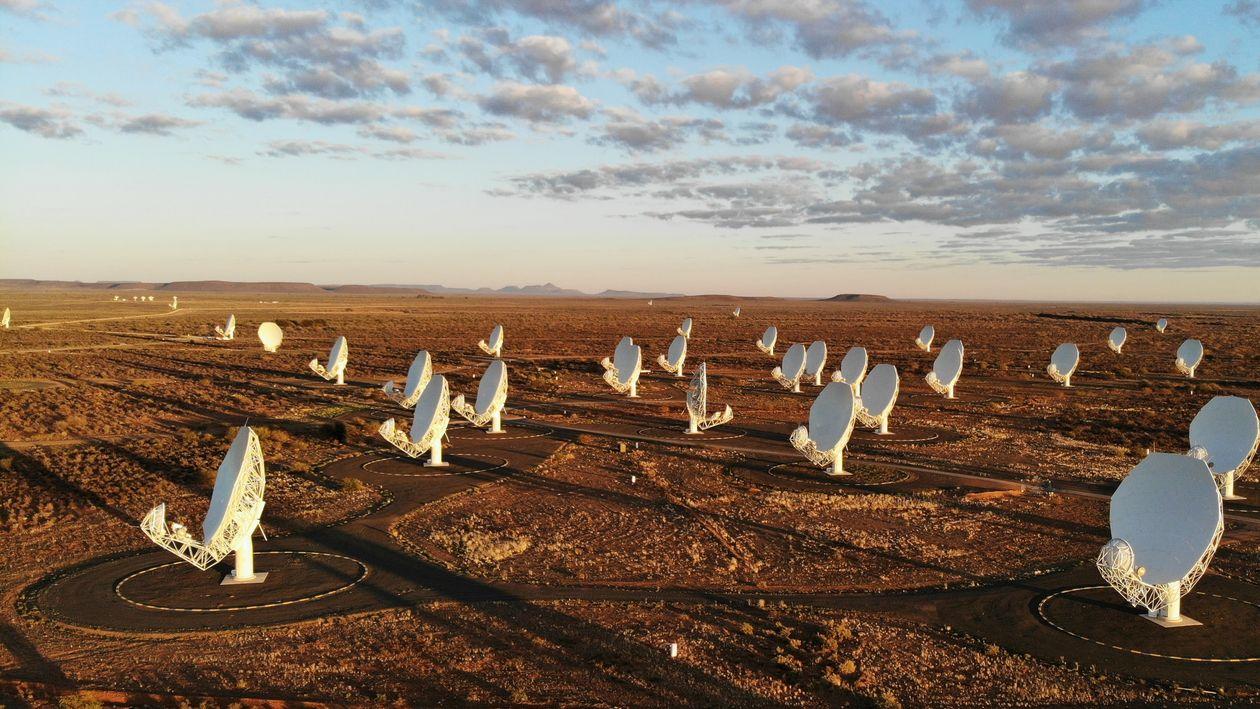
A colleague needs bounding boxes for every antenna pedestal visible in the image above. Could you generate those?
[878,420,890,435]
[686,419,700,435]
[1221,473,1244,500]
[792,381,801,393]
[221,536,267,585]
[628,381,638,398]
[946,384,955,399]
[425,439,449,467]
[335,371,345,385]
[1144,584,1200,627]
[813,373,822,386]
[825,455,850,477]
[488,411,503,434]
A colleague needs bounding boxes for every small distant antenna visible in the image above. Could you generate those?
[732,306,740,318]
[790,382,857,476]
[1175,339,1204,378]
[856,364,899,435]
[657,334,687,377]
[257,322,283,353]
[384,351,433,409]
[0,307,9,329]
[452,360,509,433]
[478,324,504,357]
[756,326,778,356]
[1188,395,1259,501]
[1155,318,1168,333]
[381,375,451,466]
[214,314,236,341]
[804,341,828,386]
[1108,327,1127,355]
[915,325,935,352]
[601,336,643,398]
[925,339,964,399]
[677,318,693,339]
[1047,343,1080,388]
[169,296,178,310]
[309,336,349,385]
[830,347,868,397]
[772,343,808,393]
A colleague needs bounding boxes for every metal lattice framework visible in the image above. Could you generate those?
[1192,436,1260,497]
[140,428,266,571]
[214,314,236,341]
[686,363,733,432]
[383,353,433,409]
[601,360,635,393]
[1046,363,1071,386]
[452,368,508,428]
[380,379,450,458]
[789,426,837,469]
[309,339,348,382]
[772,366,804,391]
[1096,522,1223,615]
[856,375,899,433]
[925,371,948,395]
[1176,357,1198,377]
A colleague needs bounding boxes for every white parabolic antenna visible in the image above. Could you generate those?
[214,314,236,341]
[831,346,868,396]
[1176,339,1204,378]
[685,362,733,434]
[856,363,899,435]
[140,426,268,584]
[756,326,778,356]
[601,336,643,397]
[915,325,934,352]
[732,307,741,318]
[479,324,504,357]
[384,350,433,408]
[926,339,964,398]
[169,296,178,310]
[805,340,828,386]
[1108,327,1127,354]
[790,382,857,476]
[772,343,808,393]
[1047,343,1080,387]
[1097,453,1223,625]
[657,334,688,376]
[1189,395,1260,501]
[1,307,9,329]
[309,335,349,385]
[678,317,693,339]
[380,374,451,466]
[452,359,509,433]
[1156,318,1168,333]
[258,322,283,353]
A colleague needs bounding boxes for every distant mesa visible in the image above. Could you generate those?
[822,294,892,302]
[0,278,675,299]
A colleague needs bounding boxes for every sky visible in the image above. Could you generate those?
[2,0,1260,301]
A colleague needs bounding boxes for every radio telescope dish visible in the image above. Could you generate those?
[601,336,643,397]
[1176,339,1204,378]
[1097,453,1223,626]
[915,325,934,352]
[309,336,348,385]
[756,326,778,356]
[478,324,504,357]
[856,364,899,434]
[805,341,828,386]
[926,339,964,398]
[648,300,653,306]
[383,350,433,408]
[380,375,451,466]
[790,382,857,476]
[657,334,688,376]
[1047,343,1080,387]
[452,360,509,433]
[169,296,178,310]
[685,362,733,434]
[732,307,741,318]
[831,347,868,396]
[1,307,9,329]
[678,318,693,339]
[1156,318,1168,333]
[1108,327,1127,354]
[772,343,808,393]
[1189,396,1259,500]
[257,322,283,353]
[140,426,268,584]
[214,314,236,341]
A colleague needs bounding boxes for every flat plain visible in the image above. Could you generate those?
[1,290,1258,706]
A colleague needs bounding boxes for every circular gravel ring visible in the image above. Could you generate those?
[766,462,914,487]
[115,551,367,613]
[447,425,555,441]
[851,426,942,444]
[1037,585,1260,662]
[635,426,748,442]
[362,453,508,477]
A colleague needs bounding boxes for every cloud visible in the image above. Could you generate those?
[0,102,81,138]
[116,2,410,98]
[477,81,595,122]
[965,0,1151,48]
[189,89,385,123]
[1224,0,1260,27]
[117,113,202,135]
[1135,119,1260,150]
[1043,43,1260,120]
[628,66,813,109]
[259,139,446,160]
[958,71,1055,121]
[592,108,726,152]
[44,81,132,107]
[421,0,683,48]
[0,0,49,20]
[708,0,903,59]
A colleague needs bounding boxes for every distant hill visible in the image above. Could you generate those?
[822,294,892,302]
[158,280,328,293]
[0,278,675,298]
[329,285,437,296]
[383,282,679,298]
